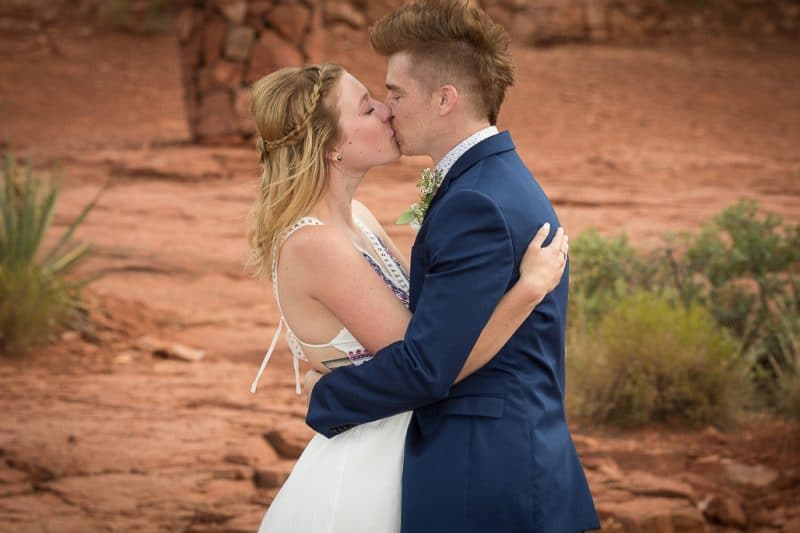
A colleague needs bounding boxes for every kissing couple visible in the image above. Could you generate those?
[247,0,599,532]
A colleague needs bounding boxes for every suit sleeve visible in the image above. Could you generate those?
[306,189,515,438]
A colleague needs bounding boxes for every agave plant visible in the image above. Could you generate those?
[0,155,106,354]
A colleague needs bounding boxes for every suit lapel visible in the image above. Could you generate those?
[409,131,517,308]
[418,131,516,236]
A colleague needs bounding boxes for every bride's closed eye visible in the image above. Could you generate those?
[363,95,377,115]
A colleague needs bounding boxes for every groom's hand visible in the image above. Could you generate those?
[303,370,324,401]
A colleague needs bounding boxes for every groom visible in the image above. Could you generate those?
[306,1,599,531]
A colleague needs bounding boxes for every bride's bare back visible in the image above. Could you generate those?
[250,202,412,394]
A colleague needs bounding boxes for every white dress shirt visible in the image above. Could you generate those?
[434,125,499,178]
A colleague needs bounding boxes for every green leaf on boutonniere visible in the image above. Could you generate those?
[396,209,417,225]
[396,168,443,228]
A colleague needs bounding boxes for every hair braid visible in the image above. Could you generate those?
[262,67,327,152]
[247,64,344,282]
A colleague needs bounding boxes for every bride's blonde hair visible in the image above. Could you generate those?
[247,64,344,281]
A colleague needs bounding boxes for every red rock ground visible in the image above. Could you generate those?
[0,15,798,533]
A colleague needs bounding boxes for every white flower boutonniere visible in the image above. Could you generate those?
[396,168,443,229]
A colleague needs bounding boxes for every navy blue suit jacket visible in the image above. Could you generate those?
[307,132,599,532]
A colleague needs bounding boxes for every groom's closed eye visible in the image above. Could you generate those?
[385,84,403,102]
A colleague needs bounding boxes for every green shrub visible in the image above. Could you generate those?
[567,229,635,323]
[568,229,664,325]
[778,370,800,420]
[567,201,799,417]
[0,156,101,355]
[567,291,748,427]
[665,200,799,398]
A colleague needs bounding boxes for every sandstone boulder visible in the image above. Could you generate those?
[266,3,311,46]
[217,0,248,24]
[263,419,314,459]
[602,497,709,533]
[698,493,747,529]
[224,25,256,62]
[246,30,303,83]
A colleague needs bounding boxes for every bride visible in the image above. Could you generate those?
[247,64,569,532]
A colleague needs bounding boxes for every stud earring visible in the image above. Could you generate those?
[336,154,343,161]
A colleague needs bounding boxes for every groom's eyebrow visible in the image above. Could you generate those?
[385,83,402,93]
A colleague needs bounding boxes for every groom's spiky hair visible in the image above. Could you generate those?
[369,0,514,124]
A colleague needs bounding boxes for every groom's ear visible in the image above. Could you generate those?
[436,85,459,116]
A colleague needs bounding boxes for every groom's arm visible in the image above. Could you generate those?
[307,189,515,438]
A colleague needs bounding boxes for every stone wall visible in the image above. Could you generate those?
[481,0,800,46]
[177,0,800,142]
[177,0,403,142]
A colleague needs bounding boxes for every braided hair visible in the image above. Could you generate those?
[262,80,323,152]
[247,64,344,282]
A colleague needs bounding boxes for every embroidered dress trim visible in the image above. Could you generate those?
[359,250,410,308]
[354,219,410,294]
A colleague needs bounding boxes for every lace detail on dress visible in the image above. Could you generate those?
[294,328,373,366]
[360,252,410,308]
[354,219,410,294]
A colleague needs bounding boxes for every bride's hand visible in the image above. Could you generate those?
[303,369,324,401]
[519,223,569,303]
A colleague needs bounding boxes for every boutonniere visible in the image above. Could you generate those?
[396,167,443,229]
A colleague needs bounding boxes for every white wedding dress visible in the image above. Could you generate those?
[251,216,412,533]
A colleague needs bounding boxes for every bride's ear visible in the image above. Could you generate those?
[437,85,458,116]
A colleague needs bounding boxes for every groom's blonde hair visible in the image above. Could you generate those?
[247,64,343,282]
[369,0,514,124]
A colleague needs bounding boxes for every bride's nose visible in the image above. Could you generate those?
[374,101,392,122]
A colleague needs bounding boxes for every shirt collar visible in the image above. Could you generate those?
[434,126,499,178]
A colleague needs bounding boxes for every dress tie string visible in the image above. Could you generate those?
[250,317,284,394]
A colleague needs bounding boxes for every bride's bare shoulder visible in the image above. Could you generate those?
[278,220,385,295]
[279,223,357,267]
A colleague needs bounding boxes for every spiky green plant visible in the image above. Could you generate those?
[0,155,104,355]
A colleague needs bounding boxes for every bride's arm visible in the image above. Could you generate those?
[455,224,567,383]
[349,200,566,383]
[296,223,566,391]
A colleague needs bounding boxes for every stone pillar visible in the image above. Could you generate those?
[178,0,315,143]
